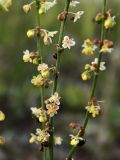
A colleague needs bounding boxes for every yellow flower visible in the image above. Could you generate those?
[104,16,116,29]
[0,136,5,145]
[23,50,32,63]
[86,105,101,118]
[81,71,91,81]
[39,115,47,123]
[82,39,97,55]
[0,111,5,121]
[36,129,50,143]
[29,134,37,144]
[31,75,43,87]
[70,135,81,146]
[27,30,35,38]
[82,47,94,55]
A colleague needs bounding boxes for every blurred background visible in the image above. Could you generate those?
[0,0,120,159]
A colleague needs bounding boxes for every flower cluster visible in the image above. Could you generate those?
[0,111,5,145]
[29,129,50,144]
[26,28,58,45]
[23,0,57,14]
[95,10,116,30]
[45,92,61,117]
[86,104,101,118]
[81,58,106,80]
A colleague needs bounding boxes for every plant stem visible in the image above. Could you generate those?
[35,1,45,160]
[49,1,71,160]
[66,0,107,159]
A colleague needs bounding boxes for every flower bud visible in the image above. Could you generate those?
[95,13,104,23]
[22,4,31,13]
[41,70,49,78]
[39,7,46,15]
[85,64,91,70]
[39,116,47,123]
[0,111,5,121]
[27,30,35,38]
[104,16,116,29]
[81,71,91,81]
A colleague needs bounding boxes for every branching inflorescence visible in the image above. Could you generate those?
[22,0,116,160]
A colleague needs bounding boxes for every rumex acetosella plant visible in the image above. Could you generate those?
[21,0,116,160]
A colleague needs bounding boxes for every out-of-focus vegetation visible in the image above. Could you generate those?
[0,0,120,160]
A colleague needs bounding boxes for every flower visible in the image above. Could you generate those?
[31,107,47,123]
[70,135,81,146]
[31,74,43,87]
[37,63,49,78]
[22,4,31,13]
[86,105,101,117]
[41,29,58,45]
[46,104,59,117]
[23,50,32,63]
[70,0,80,7]
[39,0,56,14]
[0,111,5,121]
[73,11,84,22]
[36,129,50,143]
[0,0,12,12]
[81,71,91,81]
[27,30,35,38]
[0,136,5,145]
[91,58,106,71]
[29,133,37,144]
[100,40,113,53]
[62,36,76,49]
[104,16,116,29]
[45,92,60,117]
[82,39,97,55]
[54,136,63,145]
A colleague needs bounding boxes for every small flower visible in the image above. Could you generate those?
[82,39,97,55]
[39,0,57,14]
[31,107,47,123]
[91,58,106,71]
[54,136,63,145]
[70,0,80,7]
[100,40,113,53]
[104,16,116,29]
[29,133,37,144]
[46,104,59,117]
[36,129,50,143]
[0,111,5,121]
[31,74,43,87]
[45,92,60,117]
[62,36,76,49]
[81,71,91,81]
[27,30,35,38]
[0,136,5,145]
[41,29,58,45]
[22,4,31,13]
[37,63,49,78]
[23,50,32,63]
[86,105,101,117]
[73,11,84,22]
[70,135,81,146]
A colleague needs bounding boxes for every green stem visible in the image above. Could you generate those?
[35,1,45,160]
[66,0,107,159]
[49,1,71,160]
